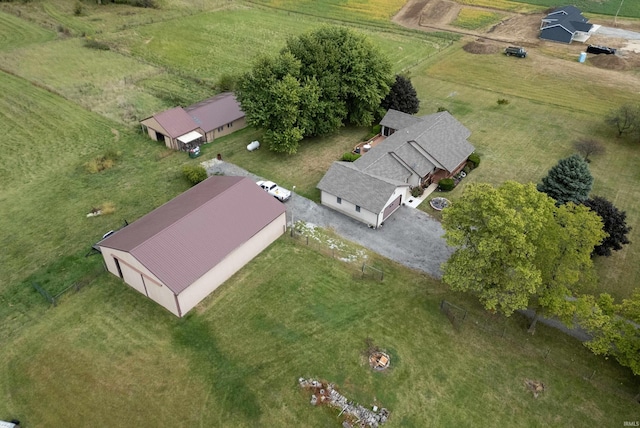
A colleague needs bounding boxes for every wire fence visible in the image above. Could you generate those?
[288,230,384,282]
[32,268,105,307]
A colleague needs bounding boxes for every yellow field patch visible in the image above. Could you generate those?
[451,7,504,30]
[454,0,542,13]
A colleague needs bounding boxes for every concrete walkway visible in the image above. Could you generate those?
[203,159,453,278]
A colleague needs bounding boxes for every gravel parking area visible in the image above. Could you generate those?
[203,159,453,278]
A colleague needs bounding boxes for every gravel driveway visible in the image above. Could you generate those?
[203,159,453,278]
[596,26,640,40]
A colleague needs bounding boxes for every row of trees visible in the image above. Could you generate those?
[442,154,635,373]
[237,26,420,154]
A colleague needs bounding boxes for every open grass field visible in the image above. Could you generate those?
[101,8,448,86]
[408,44,640,300]
[456,0,640,18]
[2,237,639,426]
[1,0,640,425]
[512,0,640,18]
[0,10,55,51]
[249,0,408,23]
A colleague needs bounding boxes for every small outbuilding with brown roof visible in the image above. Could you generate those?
[97,176,286,317]
[140,92,246,151]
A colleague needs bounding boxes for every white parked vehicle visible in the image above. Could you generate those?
[247,140,260,151]
[257,180,291,202]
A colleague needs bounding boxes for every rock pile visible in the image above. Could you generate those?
[299,378,389,427]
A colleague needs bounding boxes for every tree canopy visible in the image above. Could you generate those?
[583,196,632,257]
[381,74,420,115]
[442,181,605,329]
[578,291,640,376]
[237,26,393,154]
[537,154,594,205]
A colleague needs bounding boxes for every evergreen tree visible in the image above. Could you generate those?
[381,74,420,115]
[537,154,594,205]
[583,196,632,256]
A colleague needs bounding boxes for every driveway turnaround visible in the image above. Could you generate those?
[203,159,453,278]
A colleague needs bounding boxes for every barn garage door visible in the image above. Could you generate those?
[383,195,402,220]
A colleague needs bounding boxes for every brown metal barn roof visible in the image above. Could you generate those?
[99,176,286,294]
[153,107,199,138]
[185,92,245,133]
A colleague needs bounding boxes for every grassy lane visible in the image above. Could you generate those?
[1,238,638,426]
[0,10,55,51]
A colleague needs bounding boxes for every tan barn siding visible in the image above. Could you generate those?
[176,211,286,315]
[99,247,180,316]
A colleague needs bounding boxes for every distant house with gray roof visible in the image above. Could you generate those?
[140,92,246,151]
[317,109,474,228]
[539,5,594,44]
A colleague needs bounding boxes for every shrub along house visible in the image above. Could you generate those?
[317,109,474,228]
[140,92,246,151]
[97,176,286,317]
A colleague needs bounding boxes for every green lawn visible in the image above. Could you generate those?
[0,70,192,293]
[0,10,55,51]
[410,46,640,300]
[0,0,640,425]
[1,238,638,427]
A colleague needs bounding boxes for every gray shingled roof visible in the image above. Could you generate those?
[359,110,473,175]
[317,162,408,213]
[318,110,473,211]
[380,109,423,131]
[99,176,286,295]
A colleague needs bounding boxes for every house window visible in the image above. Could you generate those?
[217,126,224,132]
[227,122,233,128]
[337,197,342,204]
[355,205,361,212]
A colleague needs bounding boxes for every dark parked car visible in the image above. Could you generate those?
[586,45,616,55]
[504,46,526,58]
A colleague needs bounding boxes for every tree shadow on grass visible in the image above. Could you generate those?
[172,315,261,421]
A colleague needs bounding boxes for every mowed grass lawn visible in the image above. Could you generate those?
[0,10,55,51]
[1,1,640,425]
[2,238,639,427]
[0,70,195,294]
[412,45,640,300]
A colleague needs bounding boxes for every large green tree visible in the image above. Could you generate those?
[577,292,640,376]
[442,181,605,331]
[537,154,594,205]
[237,26,393,153]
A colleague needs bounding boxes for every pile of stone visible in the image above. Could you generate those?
[298,377,389,427]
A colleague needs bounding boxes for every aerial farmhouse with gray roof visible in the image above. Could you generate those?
[317,109,474,228]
